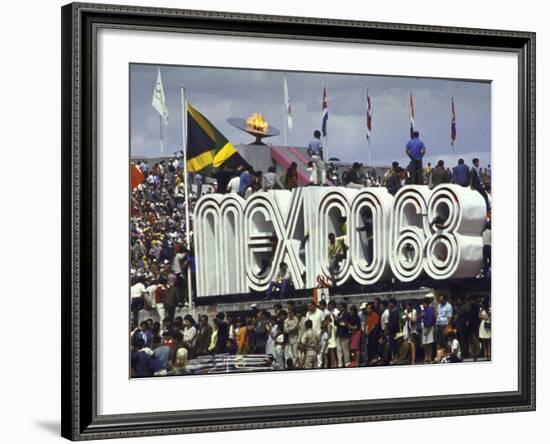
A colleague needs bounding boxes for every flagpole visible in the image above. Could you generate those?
[368,138,372,167]
[323,79,329,163]
[367,87,371,167]
[283,75,287,146]
[180,85,194,313]
[159,114,164,157]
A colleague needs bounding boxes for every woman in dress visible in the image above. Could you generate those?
[478,300,491,359]
[285,162,298,189]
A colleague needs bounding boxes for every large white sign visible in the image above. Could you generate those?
[194,185,486,297]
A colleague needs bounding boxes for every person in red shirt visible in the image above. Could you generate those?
[365,303,380,364]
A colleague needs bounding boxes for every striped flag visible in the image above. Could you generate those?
[152,67,169,125]
[321,82,328,137]
[186,103,248,173]
[409,92,415,138]
[451,97,457,147]
[366,89,372,141]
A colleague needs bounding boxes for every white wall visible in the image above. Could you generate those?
[0,0,545,442]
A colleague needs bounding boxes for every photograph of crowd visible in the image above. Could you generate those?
[130,64,492,377]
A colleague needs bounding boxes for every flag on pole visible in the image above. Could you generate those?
[130,162,144,190]
[321,82,329,137]
[409,92,415,138]
[283,74,293,131]
[186,103,248,173]
[152,67,169,125]
[451,97,457,147]
[366,89,372,141]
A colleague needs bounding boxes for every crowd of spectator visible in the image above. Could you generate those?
[131,293,491,377]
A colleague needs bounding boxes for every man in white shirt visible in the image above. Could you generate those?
[305,300,324,337]
[171,246,187,305]
[380,300,390,336]
[266,262,292,299]
[324,300,340,320]
[227,175,240,193]
[130,277,146,323]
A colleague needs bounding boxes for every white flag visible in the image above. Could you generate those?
[284,74,293,131]
[152,67,169,125]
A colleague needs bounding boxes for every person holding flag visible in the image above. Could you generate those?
[152,67,169,156]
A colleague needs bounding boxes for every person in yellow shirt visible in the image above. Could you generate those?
[328,233,347,279]
[236,317,249,355]
[424,162,432,185]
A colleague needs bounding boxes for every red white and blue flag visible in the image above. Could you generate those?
[366,89,372,142]
[321,82,329,137]
[451,97,457,147]
[409,92,415,138]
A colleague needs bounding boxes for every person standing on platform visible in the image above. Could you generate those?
[470,157,490,212]
[307,130,326,185]
[405,130,426,185]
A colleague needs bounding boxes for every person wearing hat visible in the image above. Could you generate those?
[390,332,411,365]
[345,162,364,189]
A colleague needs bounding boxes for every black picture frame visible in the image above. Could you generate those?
[61,2,536,440]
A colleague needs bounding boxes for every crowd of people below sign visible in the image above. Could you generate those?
[130,293,491,377]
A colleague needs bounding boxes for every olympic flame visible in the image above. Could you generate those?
[246,113,269,133]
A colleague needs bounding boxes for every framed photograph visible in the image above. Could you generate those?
[61,2,535,440]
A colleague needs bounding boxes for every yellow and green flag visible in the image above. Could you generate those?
[186,103,247,173]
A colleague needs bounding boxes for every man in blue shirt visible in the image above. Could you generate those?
[238,167,253,196]
[308,130,326,185]
[451,158,470,187]
[405,131,426,185]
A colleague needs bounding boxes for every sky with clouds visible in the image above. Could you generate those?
[130,64,491,167]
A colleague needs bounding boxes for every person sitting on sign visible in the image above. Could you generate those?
[266,262,292,299]
[356,208,373,264]
[327,233,347,279]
